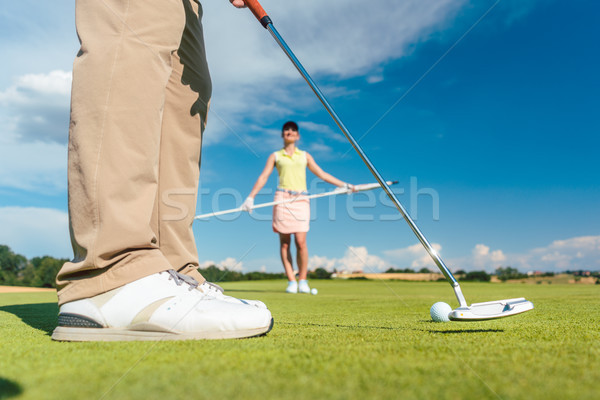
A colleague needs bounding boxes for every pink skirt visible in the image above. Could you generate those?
[272,191,310,234]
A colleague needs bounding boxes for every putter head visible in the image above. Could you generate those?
[449,297,534,321]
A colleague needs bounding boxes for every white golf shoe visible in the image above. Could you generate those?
[298,279,311,294]
[199,281,267,309]
[52,270,273,341]
[286,280,298,294]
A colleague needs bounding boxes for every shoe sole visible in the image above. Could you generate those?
[51,318,274,342]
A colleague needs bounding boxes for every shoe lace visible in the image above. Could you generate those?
[199,281,225,297]
[166,270,199,291]
[205,281,224,293]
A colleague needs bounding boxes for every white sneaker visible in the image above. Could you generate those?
[286,280,298,294]
[199,281,267,309]
[52,270,273,341]
[298,279,310,294]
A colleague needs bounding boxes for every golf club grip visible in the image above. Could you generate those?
[243,0,271,28]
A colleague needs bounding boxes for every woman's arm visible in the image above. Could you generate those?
[242,153,276,211]
[306,152,348,187]
[248,153,276,198]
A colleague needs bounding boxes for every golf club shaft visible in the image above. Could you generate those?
[243,1,466,305]
[194,181,397,220]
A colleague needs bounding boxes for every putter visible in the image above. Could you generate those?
[241,0,533,321]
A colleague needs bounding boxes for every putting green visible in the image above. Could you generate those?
[0,280,598,400]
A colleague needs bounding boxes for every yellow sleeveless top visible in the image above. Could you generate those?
[274,148,307,191]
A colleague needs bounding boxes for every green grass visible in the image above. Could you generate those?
[0,280,598,400]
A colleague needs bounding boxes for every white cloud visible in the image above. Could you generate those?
[383,242,443,269]
[380,236,600,274]
[201,0,466,145]
[209,0,464,79]
[16,70,72,96]
[508,236,600,272]
[444,236,600,273]
[367,74,385,84]
[305,142,334,157]
[0,4,78,92]
[498,0,543,26]
[309,245,389,273]
[0,70,71,143]
[199,256,244,272]
[0,207,71,259]
[470,243,507,269]
[0,0,470,171]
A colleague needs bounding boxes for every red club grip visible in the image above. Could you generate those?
[243,0,272,28]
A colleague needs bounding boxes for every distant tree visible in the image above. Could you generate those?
[495,266,527,282]
[418,267,432,274]
[0,247,69,288]
[29,256,67,288]
[20,262,38,286]
[454,270,466,276]
[197,265,286,282]
[246,271,285,281]
[245,271,264,281]
[198,265,230,282]
[309,268,332,279]
[385,267,415,273]
[460,270,491,282]
[0,245,28,286]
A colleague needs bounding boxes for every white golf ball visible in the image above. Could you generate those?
[311,288,318,295]
[430,302,452,322]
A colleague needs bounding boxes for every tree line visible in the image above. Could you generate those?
[7,243,596,287]
[0,245,334,288]
[0,245,67,288]
[385,266,556,282]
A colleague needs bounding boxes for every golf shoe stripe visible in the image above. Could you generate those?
[130,297,174,326]
[89,286,122,309]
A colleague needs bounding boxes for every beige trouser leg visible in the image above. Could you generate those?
[155,0,211,282]
[57,0,210,305]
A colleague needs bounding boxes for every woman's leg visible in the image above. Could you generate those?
[279,233,296,281]
[294,232,308,280]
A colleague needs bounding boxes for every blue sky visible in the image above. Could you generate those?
[0,0,598,274]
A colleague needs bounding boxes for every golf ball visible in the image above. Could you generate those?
[430,302,452,322]
[311,288,318,295]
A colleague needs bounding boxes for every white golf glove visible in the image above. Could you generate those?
[241,197,254,212]
[344,183,356,193]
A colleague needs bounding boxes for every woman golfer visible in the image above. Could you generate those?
[242,121,353,293]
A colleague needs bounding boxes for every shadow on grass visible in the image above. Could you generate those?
[0,377,23,398]
[224,289,284,294]
[281,322,396,330]
[428,329,504,334]
[0,302,58,336]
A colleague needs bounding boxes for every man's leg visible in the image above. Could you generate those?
[52,0,274,341]
[57,0,187,305]
[153,0,211,282]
